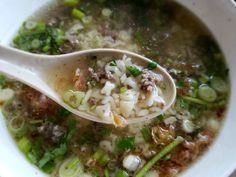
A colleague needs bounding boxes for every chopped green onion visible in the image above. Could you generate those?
[93,149,110,166]
[199,74,210,84]
[72,8,85,19]
[57,108,70,117]
[115,169,129,177]
[102,8,113,17]
[120,86,128,93]
[127,65,142,77]
[59,157,83,177]
[104,169,110,177]
[63,0,80,6]
[153,114,165,124]
[29,119,43,124]
[36,22,46,32]
[0,74,6,86]
[31,39,41,49]
[25,21,37,30]
[110,60,117,66]
[89,79,97,88]
[147,62,157,70]
[135,137,184,177]
[26,152,37,164]
[42,45,50,53]
[17,137,32,153]
[141,127,152,142]
[116,137,135,150]
[81,16,93,24]
[134,31,145,46]
[182,96,209,106]
[8,116,25,135]
[63,90,85,108]
[198,84,217,102]
[41,161,54,174]
[210,77,228,93]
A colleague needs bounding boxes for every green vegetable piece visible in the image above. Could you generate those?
[127,65,142,77]
[57,108,70,117]
[52,143,67,157]
[42,45,50,53]
[147,62,157,70]
[116,137,135,150]
[134,31,145,46]
[66,120,77,141]
[31,39,41,49]
[18,137,32,153]
[199,74,210,84]
[0,74,6,87]
[120,85,128,93]
[210,77,228,93]
[26,152,37,164]
[182,96,209,106]
[41,161,55,173]
[63,90,85,108]
[89,79,97,88]
[59,157,83,177]
[141,127,152,142]
[93,149,110,166]
[110,60,117,66]
[115,169,129,177]
[135,137,184,177]
[153,114,165,124]
[104,169,110,177]
[72,8,85,19]
[36,22,46,32]
[198,84,217,102]
[38,152,53,168]
[63,0,80,6]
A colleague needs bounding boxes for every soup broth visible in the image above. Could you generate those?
[0,0,229,177]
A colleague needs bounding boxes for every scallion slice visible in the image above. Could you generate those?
[127,65,142,77]
[63,90,85,108]
[198,84,217,102]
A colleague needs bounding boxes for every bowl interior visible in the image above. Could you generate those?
[0,0,236,177]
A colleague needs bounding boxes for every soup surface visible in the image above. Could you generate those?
[0,0,229,177]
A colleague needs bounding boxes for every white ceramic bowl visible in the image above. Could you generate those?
[0,0,236,177]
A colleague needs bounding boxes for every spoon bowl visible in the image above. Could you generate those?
[0,45,176,125]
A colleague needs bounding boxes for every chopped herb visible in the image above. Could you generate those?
[134,31,145,46]
[100,127,112,136]
[63,0,80,6]
[115,169,129,177]
[120,85,128,93]
[182,96,209,106]
[89,79,97,88]
[147,61,157,70]
[17,136,32,153]
[153,114,165,124]
[127,65,142,77]
[176,80,185,88]
[104,169,110,177]
[0,74,6,87]
[110,60,117,66]
[72,8,85,19]
[41,160,54,173]
[57,108,70,117]
[116,137,135,150]
[66,120,77,141]
[141,127,152,142]
[93,149,110,166]
[38,143,67,169]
